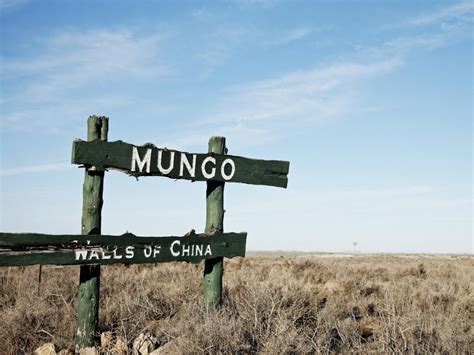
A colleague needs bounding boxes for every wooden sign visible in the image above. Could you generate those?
[0,116,289,350]
[71,140,290,188]
[0,231,246,267]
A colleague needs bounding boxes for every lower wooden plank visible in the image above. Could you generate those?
[0,231,246,267]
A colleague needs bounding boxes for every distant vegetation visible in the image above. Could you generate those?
[0,254,472,353]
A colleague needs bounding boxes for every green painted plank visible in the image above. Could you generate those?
[71,140,289,188]
[0,231,247,267]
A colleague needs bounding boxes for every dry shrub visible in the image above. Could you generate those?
[0,255,472,353]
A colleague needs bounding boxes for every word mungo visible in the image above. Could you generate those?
[130,147,236,180]
[74,240,213,261]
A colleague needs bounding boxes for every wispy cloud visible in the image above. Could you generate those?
[0,163,71,176]
[383,34,446,52]
[173,2,473,147]
[3,1,471,144]
[357,2,473,70]
[159,58,401,150]
[267,27,316,46]
[2,28,171,131]
[0,0,29,13]
[159,122,273,150]
[191,8,214,22]
[1,100,126,133]
[329,186,433,199]
[210,2,471,125]
[205,58,401,125]
[357,32,448,61]
[3,29,169,103]
[198,26,248,77]
[402,1,474,28]
[229,0,277,8]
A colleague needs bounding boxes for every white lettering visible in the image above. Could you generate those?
[201,156,216,179]
[171,240,180,256]
[75,249,88,261]
[131,147,152,173]
[144,245,152,258]
[179,153,197,177]
[205,245,212,256]
[195,244,203,256]
[112,248,123,259]
[101,248,111,260]
[89,250,99,260]
[125,246,134,259]
[157,150,175,175]
[182,243,191,256]
[221,158,236,180]
[153,245,161,257]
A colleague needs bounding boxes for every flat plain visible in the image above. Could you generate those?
[0,253,472,353]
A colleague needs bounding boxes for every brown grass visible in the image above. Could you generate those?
[0,254,472,353]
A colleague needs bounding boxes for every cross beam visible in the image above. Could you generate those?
[72,140,290,188]
[0,231,247,267]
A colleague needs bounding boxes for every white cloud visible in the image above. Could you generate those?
[1,95,134,133]
[198,26,248,77]
[384,34,447,52]
[206,58,401,125]
[176,3,473,147]
[3,29,169,103]
[159,122,273,150]
[1,28,172,131]
[403,1,474,28]
[356,32,449,61]
[328,186,433,199]
[190,8,214,21]
[160,58,401,150]
[3,1,471,141]
[214,3,471,127]
[229,0,277,8]
[375,2,473,59]
[0,0,28,12]
[268,27,316,46]
[0,163,71,176]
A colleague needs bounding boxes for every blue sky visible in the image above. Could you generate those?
[1,0,472,253]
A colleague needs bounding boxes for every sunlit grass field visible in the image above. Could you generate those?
[1,253,472,353]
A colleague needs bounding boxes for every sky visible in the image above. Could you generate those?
[0,0,472,254]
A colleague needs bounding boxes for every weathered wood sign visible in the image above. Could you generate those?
[0,231,246,267]
[71,140,290,188]
[0,115,289,351]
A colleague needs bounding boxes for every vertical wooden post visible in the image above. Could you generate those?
[203,136,226,308]
[37,264,42,293]
[75,115,108,351]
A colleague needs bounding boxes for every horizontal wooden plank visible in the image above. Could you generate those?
[71,140,289,188]
[0,231,246,267]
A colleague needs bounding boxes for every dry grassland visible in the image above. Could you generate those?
[0,254,472,353]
